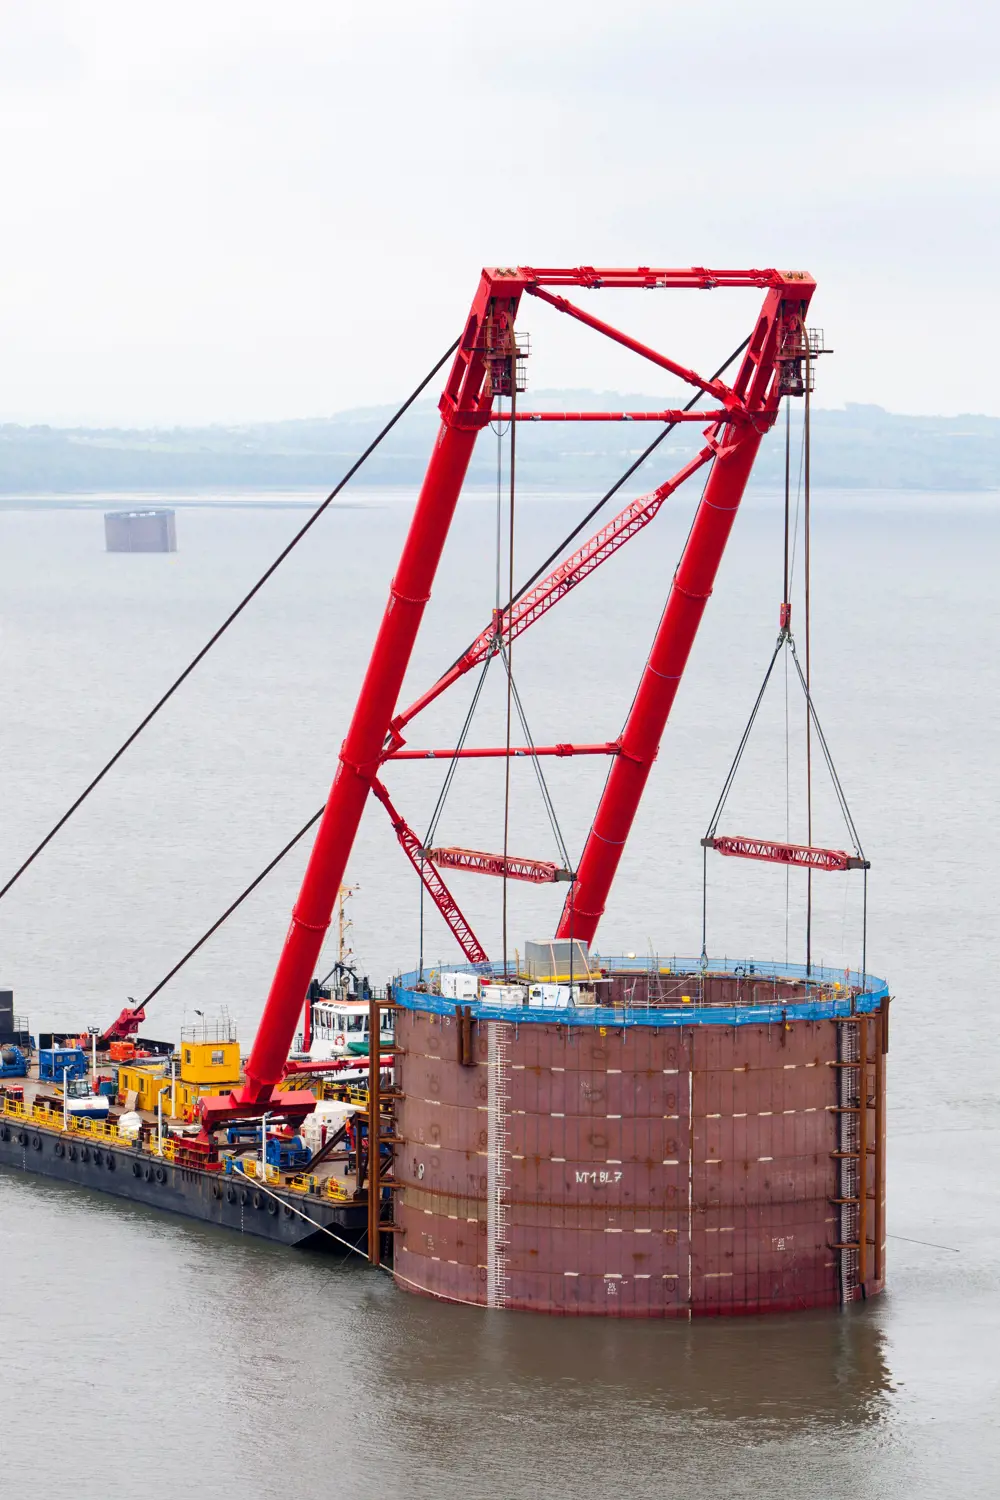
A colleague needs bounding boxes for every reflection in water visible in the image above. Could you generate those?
[5,1169,895,1500]
[6,497,999,1498]
[370,1291,893,1430]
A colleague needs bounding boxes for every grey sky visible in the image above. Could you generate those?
[1,1,995,426]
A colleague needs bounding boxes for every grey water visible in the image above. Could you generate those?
[0,486,998,1498]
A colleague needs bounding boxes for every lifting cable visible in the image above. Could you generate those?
[700,355,870,980]
[498,643,572,872]
[501,363,518,977]
[700,644,867,949]
[417,653,494,976]
[803,337,815,971]
[0,337,462,908]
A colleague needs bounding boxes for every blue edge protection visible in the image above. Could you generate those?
[392,956,889,1029]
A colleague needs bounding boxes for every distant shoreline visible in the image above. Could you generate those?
[1,483,997,513]
[2,396,998,494]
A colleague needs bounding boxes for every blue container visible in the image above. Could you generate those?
[38,1047,88,1082]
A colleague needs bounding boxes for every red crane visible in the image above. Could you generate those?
[202,264,816,1123]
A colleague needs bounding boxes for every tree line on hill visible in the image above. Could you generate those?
[1,396,997,494]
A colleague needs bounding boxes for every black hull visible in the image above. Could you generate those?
[0,1121,369,1251]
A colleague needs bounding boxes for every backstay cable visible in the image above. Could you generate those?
[0,337,462,906]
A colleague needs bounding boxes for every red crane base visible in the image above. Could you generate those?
[199,1088,318,1128]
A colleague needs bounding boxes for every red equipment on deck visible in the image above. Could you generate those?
[97,1000,146,1049]
[235,265,816,1105]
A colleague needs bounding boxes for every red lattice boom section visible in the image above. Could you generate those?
[426,846,573,884]
[371,781,489,964]
[703,835,868,873]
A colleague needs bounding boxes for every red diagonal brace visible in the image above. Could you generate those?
[392,447,714,738]
[371,780,489,964]
[527,284,731,402]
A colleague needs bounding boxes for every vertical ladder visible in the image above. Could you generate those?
[487,1021,510,1308]
[837,1019,861,1301]
[831,1013,879,1303]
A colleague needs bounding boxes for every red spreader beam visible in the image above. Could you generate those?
[238,265,815,1103]
[426,846,573,884]
[702,835,870,873]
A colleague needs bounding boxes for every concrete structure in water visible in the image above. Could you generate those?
[393,957,888,1317]
[104,508,177,553]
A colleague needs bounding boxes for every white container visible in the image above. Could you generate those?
[301,1101,358,1154]
[526,983,578,1008]
[478,982,527,1007]
[440,970,479,1000]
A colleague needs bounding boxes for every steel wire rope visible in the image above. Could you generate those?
[702,638,866,859]
[784,397,792,964]
[501,362,518,977]
[414,386,517,972]
[700,634,785,958]
[0,337,462,907]
[416,656,495,976]
[139,807,325,1006]
[804,338,814,973]
[229,1161,368,1262]
[497,643,572,872]
[421,656,495,851]
[786,641,865,858]
[699,628,870,983]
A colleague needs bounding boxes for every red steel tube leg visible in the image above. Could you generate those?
[240,416,484,1099]
[557,425,763,945]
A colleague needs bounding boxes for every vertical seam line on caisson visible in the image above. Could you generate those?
[486,1020,510,1308]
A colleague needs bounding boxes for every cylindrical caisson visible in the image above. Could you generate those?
[392,959,888,1317]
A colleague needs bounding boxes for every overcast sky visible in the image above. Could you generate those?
[1,1,996,426]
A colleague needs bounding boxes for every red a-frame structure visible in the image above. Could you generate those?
[222,265,816,1113]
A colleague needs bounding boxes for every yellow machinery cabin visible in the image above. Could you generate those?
[179,1037,241,1086]
[117,1030,241,1118]
[118,1064,177,1115]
